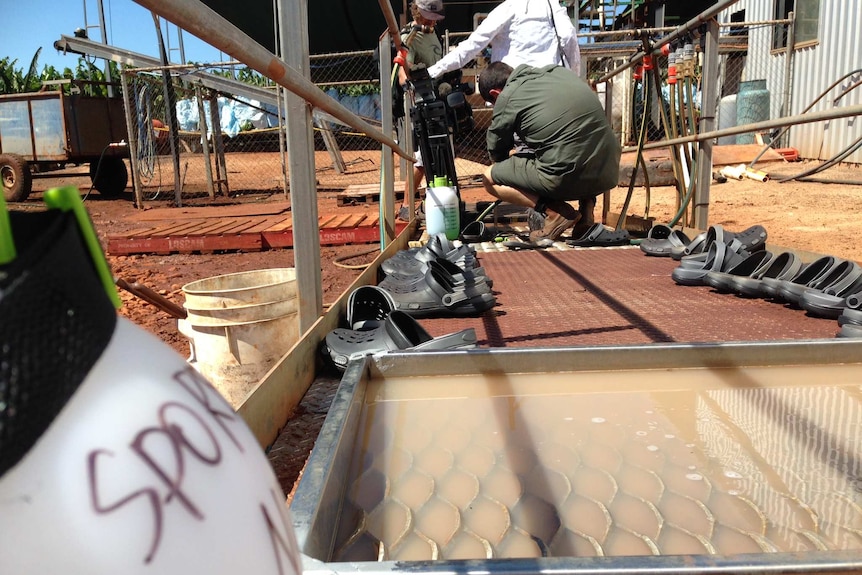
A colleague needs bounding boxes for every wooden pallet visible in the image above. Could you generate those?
[106,212,406,255]
[465,201,530,224]
[336,182,408,206]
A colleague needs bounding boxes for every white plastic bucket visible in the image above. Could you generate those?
[182,268,297,308]
[179,268,299,407]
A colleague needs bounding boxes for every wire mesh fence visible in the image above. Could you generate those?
[579,17,793,149]
[717,17,794,148]
[312,45,490,192]
[121,67,288,202]
[118,17,793,205]
[571,17,794,227]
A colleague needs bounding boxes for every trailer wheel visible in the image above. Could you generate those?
[89,157,128,197]
[0,153,33,202]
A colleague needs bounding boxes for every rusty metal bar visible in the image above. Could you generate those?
[595,0,741,85]
[633,103,862,152]
[132,0,412,161]
[377,0,403,51]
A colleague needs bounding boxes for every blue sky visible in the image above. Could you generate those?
[4,0,225,73]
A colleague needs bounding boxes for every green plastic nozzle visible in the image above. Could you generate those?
[0,191,15,265]
[43,187,122,309]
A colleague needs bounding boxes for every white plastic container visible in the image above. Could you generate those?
[424,175,460,240]
[718,94,737,145]
[0,317,302,575]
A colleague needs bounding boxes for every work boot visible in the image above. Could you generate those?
[529,200,580,244]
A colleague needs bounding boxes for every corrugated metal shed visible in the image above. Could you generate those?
[722,0,862,163]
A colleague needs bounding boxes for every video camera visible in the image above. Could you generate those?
[430,69,476,140]
[406,66,474,189]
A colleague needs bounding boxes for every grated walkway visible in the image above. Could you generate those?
[419,245,840,346]
[271,244,842,499]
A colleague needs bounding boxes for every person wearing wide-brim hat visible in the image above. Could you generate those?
[395,0,447,222]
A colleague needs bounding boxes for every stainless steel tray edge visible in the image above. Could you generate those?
[290,359,369,561]
[369,339,862,378]
[296,550,862,575]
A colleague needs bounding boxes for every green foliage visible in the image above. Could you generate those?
[236,66,272,87]
[207,65,273,88]
[0,49,122,96]
[0,49,44,94]
[335,83,380,97]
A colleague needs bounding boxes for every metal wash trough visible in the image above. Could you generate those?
[123,2,862,572]
[291,340,862,575]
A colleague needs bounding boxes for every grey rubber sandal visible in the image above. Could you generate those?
[705,250,774,293]
[838,304,862,327]
[382,266,496,318]
[671,231,707,260]
[726,224,769,254]
[672,242,729,286]
[799,261,862,318]
[775,256,843,305]
[382,235,477,275]
[765,256,837,301]
[678,250,714,269]
[732,251,803,298]
[567,223,631,247]
[640,227,692,257]
[380,258,491,291]
[346,285,396,330]
[672,241,750,286]
[646,224,673,239]
[459,221,493,243]
[836,322,862,339]
[386,241,476,264]
[323,310,478,371]
[503,240,550,250]
[671,223,766,261]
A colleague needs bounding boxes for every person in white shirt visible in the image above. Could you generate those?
[427,0,581,79]
[429,0,591,235]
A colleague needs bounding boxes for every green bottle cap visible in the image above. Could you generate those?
[43,186,122,309]
[0,190,15,265]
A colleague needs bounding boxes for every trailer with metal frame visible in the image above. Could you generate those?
[0,84,129,202]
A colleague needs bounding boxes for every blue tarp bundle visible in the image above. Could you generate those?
[175,95,279,137]
[176,91,380,137]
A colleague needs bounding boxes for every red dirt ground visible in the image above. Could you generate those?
[14,155,862,360]
[10,152,862,500]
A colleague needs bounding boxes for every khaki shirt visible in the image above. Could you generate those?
[487,64,621,193]
[401,26,443,70]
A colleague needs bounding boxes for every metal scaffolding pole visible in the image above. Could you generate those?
[279,0,323,331]
[635,104,862,151]
[693,17,719,229]
[378,33,396,249]
[119,70,145,208]
[129,0,411,160]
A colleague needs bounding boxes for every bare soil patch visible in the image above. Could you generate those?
[15,154,862,360]
[12,153,861,498]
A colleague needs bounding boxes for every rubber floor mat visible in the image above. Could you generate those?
[417,247,841,347]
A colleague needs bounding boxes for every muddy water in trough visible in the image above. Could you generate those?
[333,368,862,561]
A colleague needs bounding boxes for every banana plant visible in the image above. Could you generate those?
[0,49,44,94]
[0,49,125,96]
